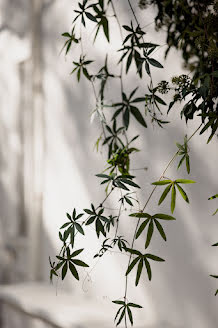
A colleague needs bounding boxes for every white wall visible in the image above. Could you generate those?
[1,0,218,327]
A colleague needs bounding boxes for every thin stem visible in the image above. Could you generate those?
[127,0,138,24]
[123,122,202,313]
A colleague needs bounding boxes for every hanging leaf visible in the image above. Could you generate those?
[171,184,176,213]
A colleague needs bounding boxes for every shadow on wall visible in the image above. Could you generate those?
[0,0,218,328]
[41,0,218,327]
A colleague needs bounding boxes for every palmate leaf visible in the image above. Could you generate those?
[153,178,195,213]
[126,252,164,283]
[113,299,142,327]
[135,213,175,245]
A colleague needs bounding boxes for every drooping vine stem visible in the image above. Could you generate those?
[123,122,203,327]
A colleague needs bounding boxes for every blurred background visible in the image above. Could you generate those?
[0,0,217,327]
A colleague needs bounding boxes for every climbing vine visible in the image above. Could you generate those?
[50,1,218,326]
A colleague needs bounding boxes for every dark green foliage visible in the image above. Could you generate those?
[49,1,218,326]
[152,179,196,213]
[126,248,165,284]
[84,204,108,238]
[96,173,140,191]
[112,88,147,129]
[71,55,93,81]
[176,135,190,174]
[50,247,88,282]
[129,212,176,247]
[113,300,142,326]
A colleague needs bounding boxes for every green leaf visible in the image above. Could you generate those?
[62,32,71,37]
[147,57,163,68]
[158,184,172,205]
[60,222,72,229]
[102,17,109,42]
[135,259,143,286]
[126,248,141,256]
[136,218,150,239]
[126,257,140,275]
[208,194,218,200]
[171,184,176,213]
[212,242,218,246]
[176,183,189,203]
[69,262,79,280]
[85,12,97,22]
[84,209,94,215]
[62,262,68,280]
[154,219,167,241]
[74,222,85,234]
[145,254,165,262]
[129,212,151,218]
[177,155,185,170]
[71,259,89,267]
[130,106,147,128]
[86,216,96,225]
[116,181,129,190]
[96,173,110,179]
[152,180,172,185]
[212,209,218,216]
[120,179,140,188]
[127,306,133,325]
[154,95,166,105]
[112,300,125,305]
[153,213,176,220]
[144,258,152,280]
[175,179,196,184]
[145,220,154,248]
[116,308,125,326]
[128,303,143,308]
[114,307,124,322]
[186,155,190,174]
[55,261,64,270]
[123,108,130,129]
[71,248,84,258]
